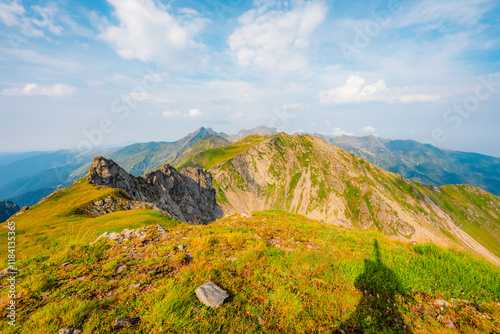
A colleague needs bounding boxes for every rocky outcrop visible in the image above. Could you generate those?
[79,195,161,217]
[87,156,222,224]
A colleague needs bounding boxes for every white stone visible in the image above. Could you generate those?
[195,281,229,308]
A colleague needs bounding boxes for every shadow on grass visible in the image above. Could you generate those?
[340,240,413,333]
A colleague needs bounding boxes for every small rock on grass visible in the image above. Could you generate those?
[115,264,127,274]
[58,328,82,334]
[195,282,229,308]
[113,318,131,330]
[178,244,187,250]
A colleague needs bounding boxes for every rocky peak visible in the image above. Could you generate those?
[87,156,222,224]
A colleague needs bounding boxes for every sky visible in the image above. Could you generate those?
[0,0,499,156]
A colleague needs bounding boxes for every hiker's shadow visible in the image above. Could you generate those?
[341,240,413,333]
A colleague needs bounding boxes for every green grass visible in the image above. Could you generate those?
[178,135,267,169]
[2,210,499,333]
[0,180,181,264]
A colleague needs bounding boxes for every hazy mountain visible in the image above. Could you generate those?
[0,199,19,223]
[0,151,44,167]
[181,133,500,263]
[319,135,500,196]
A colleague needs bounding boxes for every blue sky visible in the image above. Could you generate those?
[0,0,499,156]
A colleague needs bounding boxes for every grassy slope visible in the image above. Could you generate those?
[169,135,230,168]
[1,211,499,333]
[0,180,180,264]
[179,135,267,169]
[414,183,500,258]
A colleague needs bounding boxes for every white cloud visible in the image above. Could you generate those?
[178,7,199,16]
[31,5,63,35]
[234,111,244,118]
[332,127,355,136]
[162,110,181,117]
[319,76,440,105]
[1,83,76,96]
[228,1,327,72]
[362,126,376,134]
[99,0,207,68]
[188,108,202,119]
[0,0,24,26]
[393,0,491,29]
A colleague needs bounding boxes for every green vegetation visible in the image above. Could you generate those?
[0,180,180,264]
[179,135,267,169]
[1,211,499,333]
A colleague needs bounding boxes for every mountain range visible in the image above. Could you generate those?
[2,128,500,333]
[1,125,499,211]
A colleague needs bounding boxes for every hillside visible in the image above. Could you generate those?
[1,210,499,333]
[169,135,230,168]
[324,135,500,196]
[181,133,500,263]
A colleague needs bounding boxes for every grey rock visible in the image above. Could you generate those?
[445,319,455,329]
[113,318,131,330]
[87,156,223,224]
[58,329,82,334]
[0,267,16,277]
[178,244,187,250]
[115,264,127,274]
[435,299,450,307]
[195,281,229,308]
[157,224,167,233]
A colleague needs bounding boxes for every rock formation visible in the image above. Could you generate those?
[87,156,222,224]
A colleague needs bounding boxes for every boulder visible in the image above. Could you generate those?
[195,281,229,308]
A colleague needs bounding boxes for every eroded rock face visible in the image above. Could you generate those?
[87,156,222,224]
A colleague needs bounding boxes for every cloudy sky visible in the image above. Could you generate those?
[0,0,499,156]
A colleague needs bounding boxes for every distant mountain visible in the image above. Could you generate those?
[0,199,19,223]
[226,125,279,142]
[0,151,44,167]
[181,133,500,263]
[109,127,218,176]
[169,134,230,168]
[318,135,500,196]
